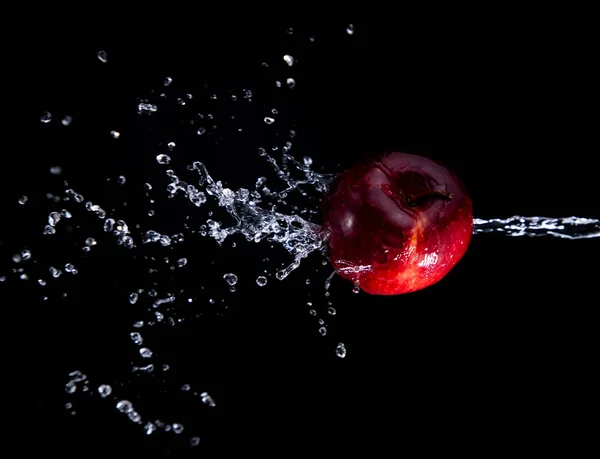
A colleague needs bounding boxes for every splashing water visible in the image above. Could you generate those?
[5,24,597,453]
[473,216,600,239]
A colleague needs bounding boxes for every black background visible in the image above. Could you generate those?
[4,15,598,456]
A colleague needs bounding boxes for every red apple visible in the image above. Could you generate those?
[321,152,473,295]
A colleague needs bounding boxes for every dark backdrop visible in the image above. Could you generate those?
[4,16,598,456]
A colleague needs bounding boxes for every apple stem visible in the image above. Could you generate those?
[406,190,453,207]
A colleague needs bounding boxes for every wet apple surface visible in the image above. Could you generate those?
[322,152,473,295]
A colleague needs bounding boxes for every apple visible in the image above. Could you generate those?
[321,152,473,295]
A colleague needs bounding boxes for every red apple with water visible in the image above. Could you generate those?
[322,152,473,295]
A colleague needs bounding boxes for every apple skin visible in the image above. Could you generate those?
[321,152,473,295]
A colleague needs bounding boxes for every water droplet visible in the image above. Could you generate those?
[110,130,120,139]
[38,279,46,286]
[49,266,62,278]
[130,332,143,345]
[48,211,61,226]
[133,321,144,328]
[167,142,176,150]
[177,258,187,267]
[172,423,184,434]
[97,50,108,62]
[117,175,126,185]
[48,165,63,176]
[129,292,139,304]
[128,411,141,423]
[319,327,327,336]
[197,127,206,135]
[181,384,191,391]
[264,117,275,125]
[352,286,360,294]
[43,225,56,235]
[164,76,173,86]
[64,263,76,273]
[85,237,97,246]
[139,347,153,358]
[336,343,347,358]
[12,253,22,263]
[98,384,112,398]
[283,54,295,66]
[223,273,238,286]
[286,78,296,89]
[200,392,216,407]
[18,195,28,205]
[327,307,336,315]
[256,276,267,287]
[116,400,133,413]
[138,103,158,114]
[156,154,171,165]
[346,24,355,35]
[190,437,200,447]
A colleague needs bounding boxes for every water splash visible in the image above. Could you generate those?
[473,216,600,239]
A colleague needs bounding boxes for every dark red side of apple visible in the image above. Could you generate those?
[322,152,473,295]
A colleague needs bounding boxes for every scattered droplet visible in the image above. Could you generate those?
[85,237,97,246]
[223,273,238,286]
[200,392,216,407]
[139,347,153,358]
[117,175,126,185]
[110,130,120,139]
[116,400,133,413]
[327,307,336,315]
[18,195,28,205]
[156,154,171,165]
[167,141,176,150]
[40,111,52,123]
[129,292,139,304]
[97,50,108,63]
[98,385,112,398]
[181,384,191,391]
[197,127,206,135]
[264,117,275,125]
[130,332,143,345]
[172,423,184,434]
[319,327,327,336]
[164,76,173,86]
[144,422,156,435]
[346,24,355,35]
[283,54,295,66]
[61,116,73,126]
[286,78,296,89]
[176,258,187,267]
[190,437,201,447]
[336,343,347,358]
[256,276,267,287]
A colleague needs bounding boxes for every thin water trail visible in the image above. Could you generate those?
[473,216,600,239]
